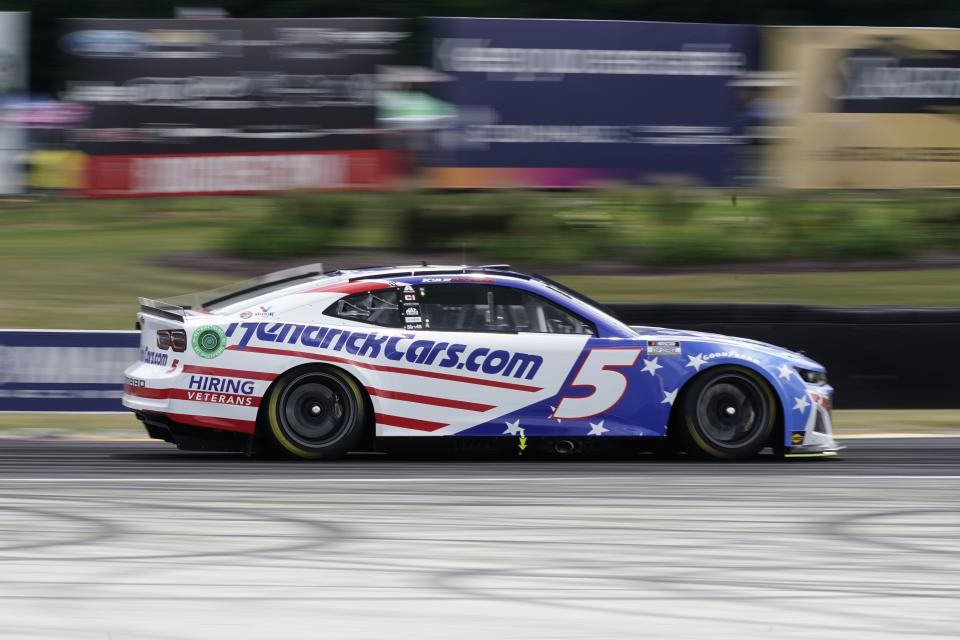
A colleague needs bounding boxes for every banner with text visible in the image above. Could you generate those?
[60,17,409,196]
[426,18,757,188]
[765,27,960,188]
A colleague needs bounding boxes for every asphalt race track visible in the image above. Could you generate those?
[0,438,957,639]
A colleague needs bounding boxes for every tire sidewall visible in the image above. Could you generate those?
[265,366,368,460]
[680,365,777,460]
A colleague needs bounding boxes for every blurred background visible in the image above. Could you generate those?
[0,8,958,640]
[0,4,959,427]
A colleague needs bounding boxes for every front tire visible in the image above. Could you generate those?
[263,366,368,460]
[679,366,776,460]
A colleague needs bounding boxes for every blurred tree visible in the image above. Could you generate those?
[2,0,960,95]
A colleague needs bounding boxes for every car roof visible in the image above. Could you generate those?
[330,264,635,338]
[333,264,524,280]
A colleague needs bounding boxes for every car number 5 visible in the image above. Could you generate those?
[552,348,643,420]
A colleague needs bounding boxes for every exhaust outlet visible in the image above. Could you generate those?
[553,440,576,455]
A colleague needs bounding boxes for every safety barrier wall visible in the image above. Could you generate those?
[0,330,138,412]
[609,304,960,409]
[2,306,957,412]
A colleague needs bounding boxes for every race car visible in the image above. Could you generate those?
[122,264,839,460]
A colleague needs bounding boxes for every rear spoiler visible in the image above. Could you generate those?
[139,297,187,323]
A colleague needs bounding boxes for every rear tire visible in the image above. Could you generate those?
[263,366,368,460]
[679,366,776,460]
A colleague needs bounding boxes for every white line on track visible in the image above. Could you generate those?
[1,475,959,483]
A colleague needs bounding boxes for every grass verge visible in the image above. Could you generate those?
[2,192,960,329]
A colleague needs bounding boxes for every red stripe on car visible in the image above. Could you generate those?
[375,412,447,432]
[164,412,256,434]
[308,280,391,294]
[182,364,278,381]
[228,345,542,392]
[366,387,495,412]
[172,389,260,408]
[124,385,169,399]
[124,386,261,408]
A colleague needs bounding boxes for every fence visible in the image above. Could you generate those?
[2,305,957,412]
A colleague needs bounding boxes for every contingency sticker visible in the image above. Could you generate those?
[647,340,682,356]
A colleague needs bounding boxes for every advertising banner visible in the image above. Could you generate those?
[0,331,138,412]
[426,18,757,188]
[60,18,409,196]
[0,12,27,194]
[766,27,960,188]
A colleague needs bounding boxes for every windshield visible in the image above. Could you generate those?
[163,263,328,312]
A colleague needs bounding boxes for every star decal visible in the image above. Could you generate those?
[503,419,522,435]
[777,363,797,380]
[792,395,810,413]
[686,353,706,371]
[640,357,663,376]
[661,388,678,406]
[587,420,608,436]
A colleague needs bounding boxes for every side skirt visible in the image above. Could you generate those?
[373,436,670,459]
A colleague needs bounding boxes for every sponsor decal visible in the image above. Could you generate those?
[185,374,256,406]
[404,306,421,316]
[226,322,544,381]
[696,350,762,367]
[647,340,681,356]
[791,432,805,445]
[403,293,417,302]
[184,391,255,406]
[124,376,145,388]
[192,325,227,359]
[141,347,168,366]
[187,375,255,395]
[240,305,274,320]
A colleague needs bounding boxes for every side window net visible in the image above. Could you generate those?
[325,289,400,327]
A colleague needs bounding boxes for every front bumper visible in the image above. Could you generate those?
[786,388,842,458]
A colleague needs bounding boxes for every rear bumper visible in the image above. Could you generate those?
[135,411,253,454]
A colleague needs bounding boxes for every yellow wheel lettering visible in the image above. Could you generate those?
[684,366,777,460]
[267,367,366,460]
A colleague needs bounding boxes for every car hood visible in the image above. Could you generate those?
[629,325,824,371]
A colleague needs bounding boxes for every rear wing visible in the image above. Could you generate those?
[160,263,326,313]
[139,297,187,323]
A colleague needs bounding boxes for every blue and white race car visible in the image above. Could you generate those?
[123,264,839,460]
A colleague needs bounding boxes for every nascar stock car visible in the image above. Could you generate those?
[122,264,840,460]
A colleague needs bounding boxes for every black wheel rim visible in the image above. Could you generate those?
[277,373,356,448]
[695,373,769,448]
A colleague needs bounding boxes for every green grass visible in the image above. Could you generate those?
[0,197,262,329]
[560,269,960,307]
[832,410,960,433]
[1,193,959,329]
